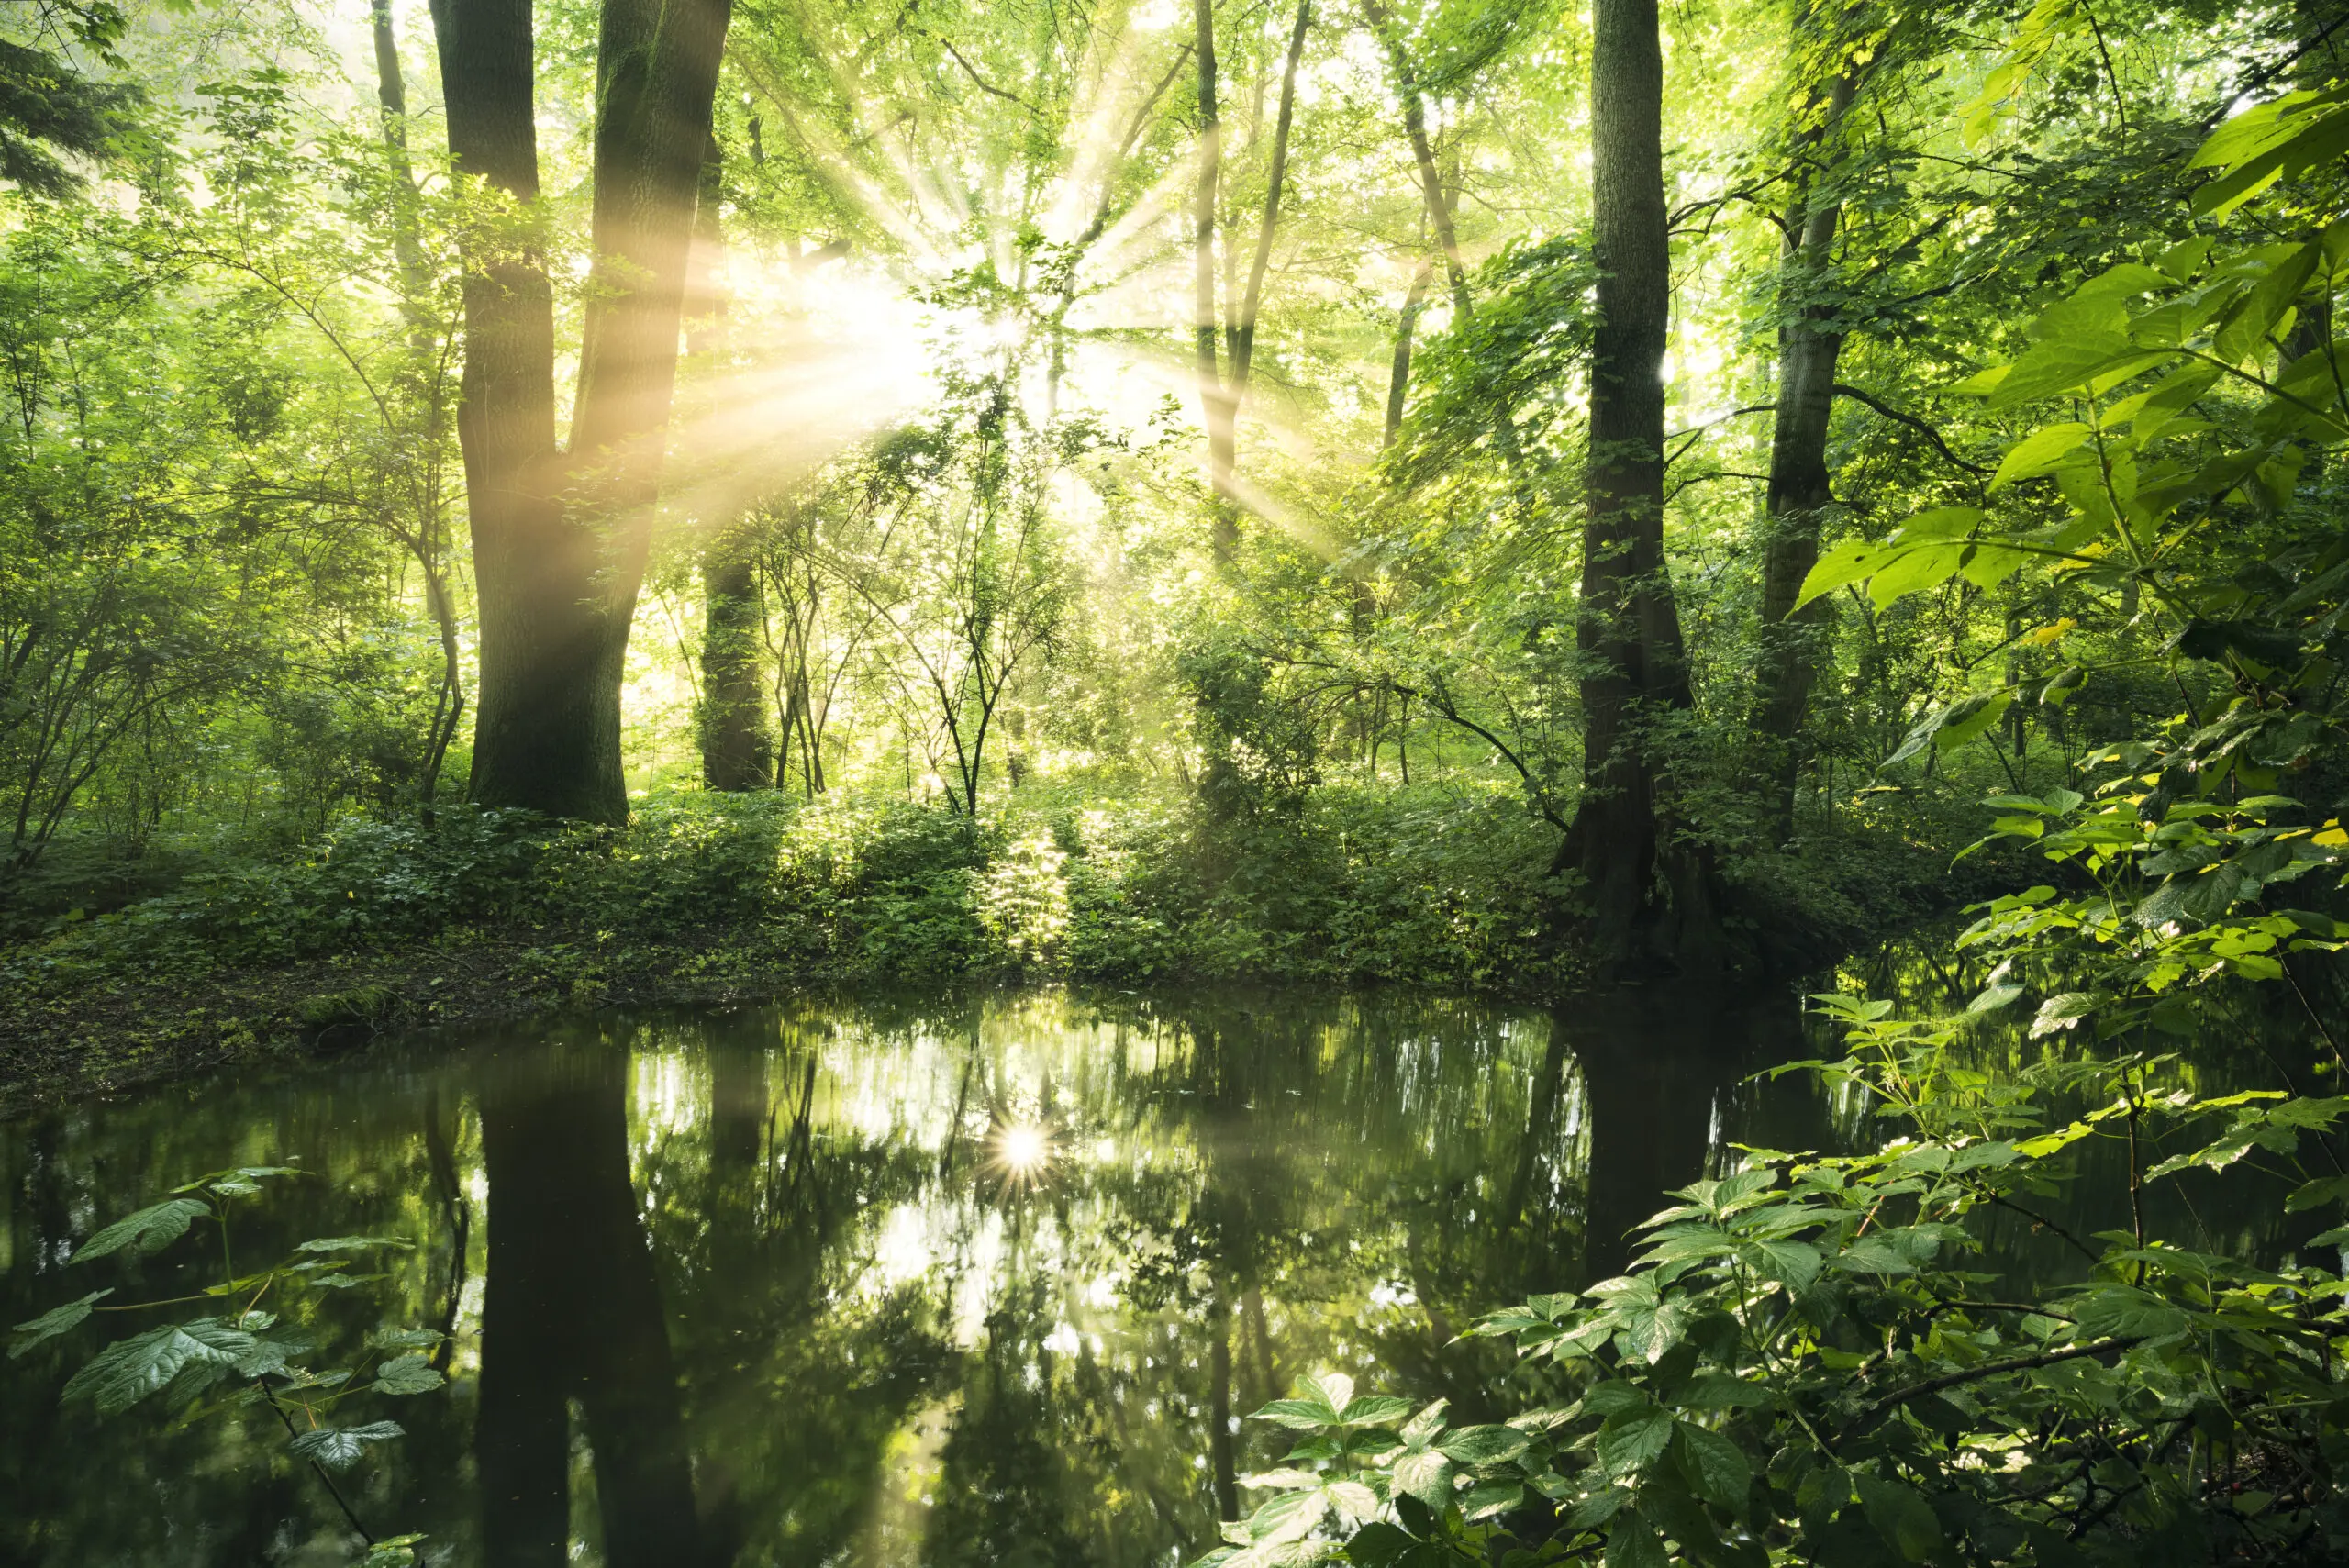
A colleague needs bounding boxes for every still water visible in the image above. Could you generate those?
[0,984,2315,1567]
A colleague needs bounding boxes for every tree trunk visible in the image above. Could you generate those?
[1383,257,1431,447]
[1192,0,1308,562]
[1750,67,1857,844]
[687,136,774,791]
[1191,0,1237,561]
[372,0,465,806]
[1560,0,1721,975]
[432,0,733,823]
[478,1043,708,1568]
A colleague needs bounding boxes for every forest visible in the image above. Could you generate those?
[5,0,2349,1562]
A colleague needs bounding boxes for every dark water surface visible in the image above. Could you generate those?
[0,985,2318,1567]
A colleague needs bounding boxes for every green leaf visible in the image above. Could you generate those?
[1251,1398,1338,1429]
[1990,423,2093,489]
[1678,1373,1771,1410]
[1597,1409,1676,1479]
[1337,1395,1414,1427]
[1796,538,1882,610]
[362,1530,427,1568]
[1439,1424,1531,1464]
[72,1197,211,1263]
[63,1318,255,1414]
[371,1353,444,1396]
[1604,1510,1669,1568]
[2286,1175,2349,1214]
[2216,242,2320,363]
[1391,1446,1453,1503]
[1342,1522,1417,1567]
[1674,1422,1752,1512]
[1460,1481,1526,1520]
[1565,1485,1631,1531]
[1867,542,1967,607]
[362,1536,427,1568]
[8,1290,112,1358]
[1746,1240,1821,1291]
[365,1327,449,1351]
[2032,992,2098,1037]
[1831,1238,1915,1275]
[295,1235,414,1253]
[287,1419,405,1470]
[1856,1473,1946,1562]
[1936,690,2016,751]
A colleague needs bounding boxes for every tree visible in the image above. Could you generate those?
[1557,0,1721,974]
[0,1,131,198]
[429,0,733,823]
[1191,0,1313,562]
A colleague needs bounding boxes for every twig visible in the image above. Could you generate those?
[258,1379,373,1546]
[1832,384,1990,474]
[1859,1337,2143,1415]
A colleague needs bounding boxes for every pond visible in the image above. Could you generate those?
[0,984,2321,1567]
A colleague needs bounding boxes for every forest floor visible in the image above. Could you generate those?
[0,928,836,1114]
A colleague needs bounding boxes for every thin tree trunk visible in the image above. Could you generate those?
[1193,0,1308,562]
[688,136,774,791]
[431,0,733,823]
[1229,0,1310,397]
[373,0,463,806]
[1383,257,1431,447]
[1750,65,1858,843]
[370,0,434,350]
[1559,0,1720,974]
[1192,0,1237,561]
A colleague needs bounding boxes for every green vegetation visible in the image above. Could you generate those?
[7,1161,448,1566]
[6,0,2349,1560]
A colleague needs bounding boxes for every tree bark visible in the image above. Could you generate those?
[1560,0,1721,974]
[1750,66,1858,844]
[1384,257,1431,447]
[432,0,733,823]
[1191,0,1236,561]
[372,0,465,806]
[687,136,774,791]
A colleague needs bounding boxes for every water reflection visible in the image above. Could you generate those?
[0,984,2303,1567]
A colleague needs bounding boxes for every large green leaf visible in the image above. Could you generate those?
[63,1318,254,1414]
[1673,1422,1752,1512]
[1989,422,2092,489]
[1855,1473,1946,1562]
[1603,1510,1669,1568]
[72,1197,211,1263]
[371,1353,445,1396]
[1597,1408,1675,1479]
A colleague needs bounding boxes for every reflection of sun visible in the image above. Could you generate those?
[985,1121,1059,1189]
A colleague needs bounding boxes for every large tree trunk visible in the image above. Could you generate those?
[1750,68,1857,844]
[1559,0,1722,975]
[478,1042,708,1568]
[432,0,732,823]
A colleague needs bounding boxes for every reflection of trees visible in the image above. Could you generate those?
[477,1036,707,1568]
[56,976,2320,1568]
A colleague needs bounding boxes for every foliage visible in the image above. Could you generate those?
[1206,1004,2349,1568]
[6,1161,447,1561]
